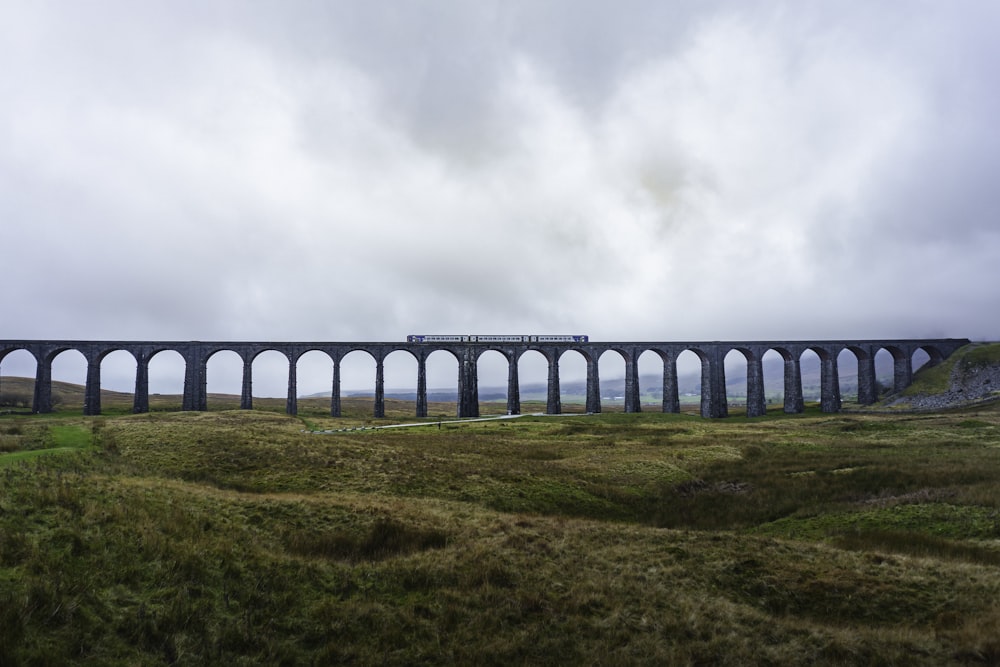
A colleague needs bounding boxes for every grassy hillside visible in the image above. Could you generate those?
[2,403,1000,664]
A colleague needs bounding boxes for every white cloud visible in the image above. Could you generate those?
[2,0,998,394]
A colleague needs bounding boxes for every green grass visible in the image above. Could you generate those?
[2,404,1000,664]
[0,423,95,467]
[963,343,1000,367]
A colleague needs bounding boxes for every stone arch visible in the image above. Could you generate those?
[475,348,512,415]
[45,347,87,413]
[515,348,550,414]
[0,347,37,409]
[804,345,842,413]
[877,345,910,394]
[917,344,947,368]
[423,348,462,417]
[644,346,680,414]
[911,346,932,373]
[250,349,291,402]
[205,348,244,410]
[556,348,589,414]
[294,349,336,417]
[146,348,186,412]
[338,348,379,418]
[872,347,895,399]
[596,347,631,413]
[635,349,665,413]
[723,347,767,417]
[836,347,863,406]
[97,348,138,414]
[723,348,746,416]
[669,349,701,414]
[379,348,417,417]
[758,348,786,411]
[764,347,802,413]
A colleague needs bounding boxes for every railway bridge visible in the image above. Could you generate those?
[0,338,970,418]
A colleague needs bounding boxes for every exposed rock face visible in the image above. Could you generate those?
[885,351,1000,410]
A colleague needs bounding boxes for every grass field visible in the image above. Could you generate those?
[2,398,1000,664]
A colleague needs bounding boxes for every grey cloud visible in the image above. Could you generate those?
[2,1,999,396]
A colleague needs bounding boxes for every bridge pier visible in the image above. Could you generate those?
[507,354,521,415]
[458,347,479,417]
[241,358,253,410]
[330,360,341,417]
[624,351,641,413]
[33,356,52,414]
[820,352,841,413]
[374,358,384,418]
[546,351,560,415]
[586,356,601,413]
[182,346,206,411]
[893,352,913,393]
[286,360,298,416]
[745,353,766,417]
[783,355,803,414]
[133,355,149,413]
[857,350,877,405]
[701,347,728,418]
[416,356,428,417]
[84,354,102,416]
[662,354,680,413]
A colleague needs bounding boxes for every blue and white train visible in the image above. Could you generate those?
[406,334,589,343]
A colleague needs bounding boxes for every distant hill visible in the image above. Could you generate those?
[0,377,136,411]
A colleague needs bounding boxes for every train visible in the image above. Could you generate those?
[406,334,589,343]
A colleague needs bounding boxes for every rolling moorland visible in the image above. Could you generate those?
[1,344,1000,664]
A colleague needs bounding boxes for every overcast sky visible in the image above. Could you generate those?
[2,1,998,396]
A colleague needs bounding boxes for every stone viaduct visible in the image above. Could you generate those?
[0,338,970,419]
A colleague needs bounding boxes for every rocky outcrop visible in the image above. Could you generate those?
[883,345,1000,410]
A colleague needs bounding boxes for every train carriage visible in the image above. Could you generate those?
[406,334,589,343]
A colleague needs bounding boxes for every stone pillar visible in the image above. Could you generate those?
[624,351,641,413]
[416,356,428,418]
[585,356,601,414]
[857,351,877,405]
[84,354,102,416]
[745,353,766,417]
[33,356,52,414]
[701,347,728,418]
[241,358,253,410]
[330,360,341,418]
[374,358,385,418]
[457,347,479,418]
[820,352,841,413]
[182,347,205,411]
[662,353,680,414]
[507,354,521,415]
[546,351,561,415]
[133,356,149,414]
[893,352,913,393]
[286,359,298,416]
[783,356,804,414]
[456,357,464,418]
[198,358,208,411]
